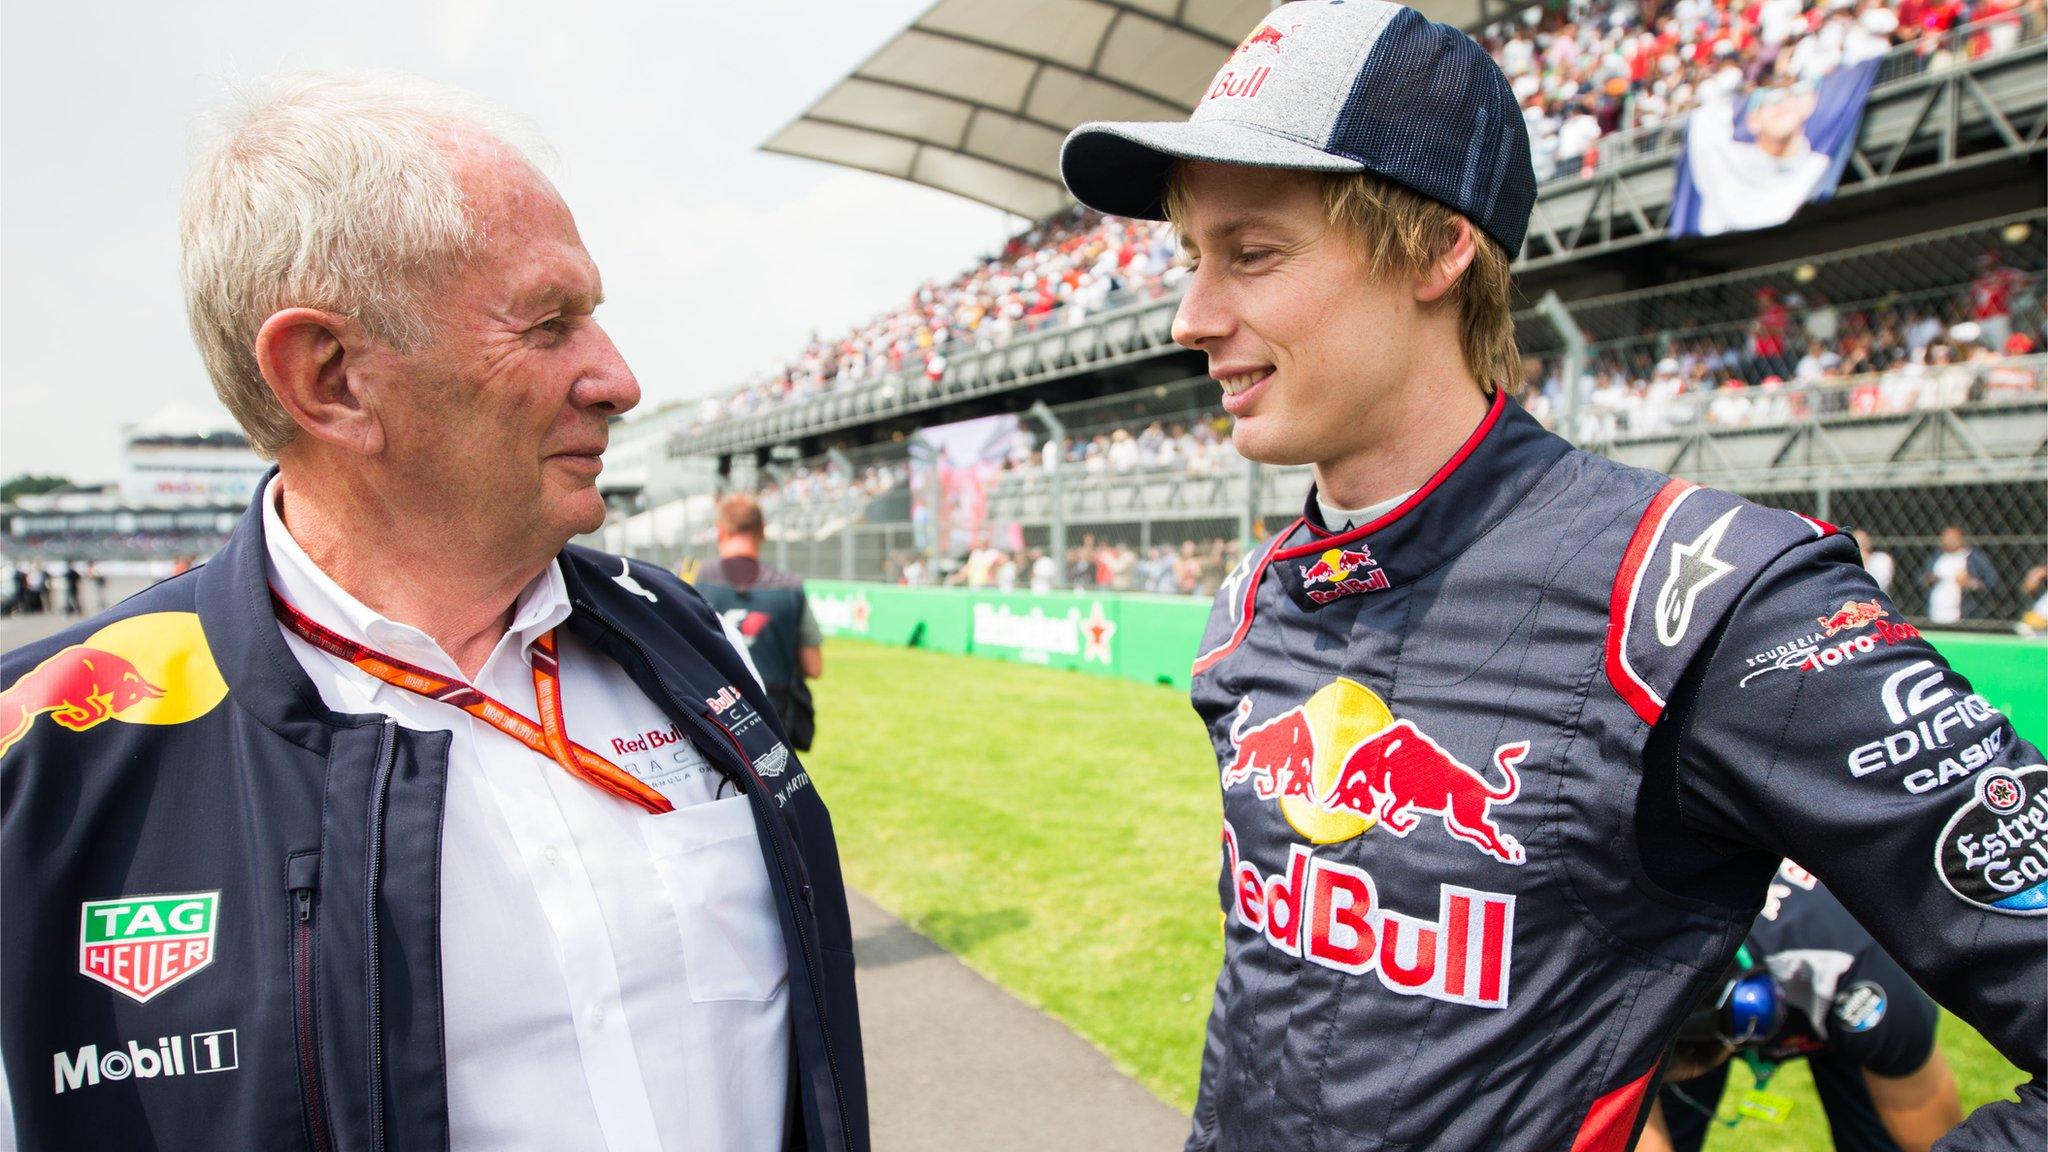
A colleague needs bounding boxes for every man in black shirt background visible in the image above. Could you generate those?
[694,494,823,750]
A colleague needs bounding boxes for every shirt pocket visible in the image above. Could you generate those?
[639,795,790,1003]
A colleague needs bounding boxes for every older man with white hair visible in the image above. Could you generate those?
[0,74,868,1152]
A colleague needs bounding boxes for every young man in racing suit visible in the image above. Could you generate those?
[1059,2,2044,1149]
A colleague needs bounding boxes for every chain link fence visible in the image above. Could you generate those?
[627,211,2047,632]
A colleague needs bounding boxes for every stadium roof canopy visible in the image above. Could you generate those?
[763,0,1541,219]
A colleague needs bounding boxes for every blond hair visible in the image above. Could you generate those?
[179,73,538,456]
[1165,166,1521,395]
[718,493,766,539]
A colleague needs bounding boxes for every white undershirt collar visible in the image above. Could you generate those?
[1317,488,1416,534]
[261,474,571,700]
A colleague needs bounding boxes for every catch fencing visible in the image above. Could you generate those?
[627,213,2047,631]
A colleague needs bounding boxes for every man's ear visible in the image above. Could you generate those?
[1414,217,1478,305]
[254,308,383,456]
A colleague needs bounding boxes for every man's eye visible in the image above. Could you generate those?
[1237,248,1277,267]
[530,317,571,340]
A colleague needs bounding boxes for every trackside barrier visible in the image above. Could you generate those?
[804,581,2045,741]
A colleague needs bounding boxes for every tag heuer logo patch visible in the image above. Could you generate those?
[79,892,218,1003]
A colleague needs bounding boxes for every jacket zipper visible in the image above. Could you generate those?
[288,851,332,1152]
[365,720,397,1152]
[573,600,850,1147]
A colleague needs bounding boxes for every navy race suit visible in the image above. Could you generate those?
[0,481,868,1152]
[1186,391,2044,1151]
[1662,861,1944,1152]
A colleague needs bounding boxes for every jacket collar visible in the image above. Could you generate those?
[195,468,383,753]
[1267,390,1572,609]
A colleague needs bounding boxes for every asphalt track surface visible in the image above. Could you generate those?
[0,583,1192,1151]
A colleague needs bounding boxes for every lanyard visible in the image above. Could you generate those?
[271,589,674,815]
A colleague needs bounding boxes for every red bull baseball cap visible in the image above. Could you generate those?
[1059,0,1538,255]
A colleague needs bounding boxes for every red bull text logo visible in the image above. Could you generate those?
[1297,546,1389,604]
[1224,822,1514,1008]
[1208,24,1291,104]
[1817,598,1887,636]
[0,646,164,757]
[1223,688,1529,865]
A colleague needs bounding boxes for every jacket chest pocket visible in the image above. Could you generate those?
[640,795,790,1002]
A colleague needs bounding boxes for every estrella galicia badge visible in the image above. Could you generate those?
[1935,766,2048,915]
[80,892,219,1003]
[1832,981,1888,1033]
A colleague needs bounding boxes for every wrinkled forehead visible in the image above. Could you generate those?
[438,131,597,304]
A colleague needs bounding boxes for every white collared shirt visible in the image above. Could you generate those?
[263,478,789,1152]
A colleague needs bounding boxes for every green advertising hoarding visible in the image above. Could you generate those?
[806,581,2045,743]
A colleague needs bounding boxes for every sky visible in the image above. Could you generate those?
[0,0,1014,482]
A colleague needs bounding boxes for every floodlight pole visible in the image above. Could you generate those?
[827,448,855,580]
[1240,452,1261,549]
[1026,400,1067,588]
[1537,290,1588,441]
[761,462,791,571]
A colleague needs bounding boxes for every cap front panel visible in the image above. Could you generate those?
[1189,0,1397,152]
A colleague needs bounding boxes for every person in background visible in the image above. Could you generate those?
[1029,546,1058,592]
[695,493,824,752]
[2016,558,2048,638]
[1640,863,1962,1152]
[1920,524,1998,625]
[59,561,82,617]
[1852,528,1895,593]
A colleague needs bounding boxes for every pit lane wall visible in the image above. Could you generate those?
[804,581,2046,745]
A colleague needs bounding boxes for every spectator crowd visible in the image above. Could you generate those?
[1484,0,2043,184]
[674,0,2045,447]
[884,534,1248,599]
[686,210,1180,431]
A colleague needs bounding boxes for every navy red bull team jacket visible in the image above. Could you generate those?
[1187,391,2045,1151]
[0,487,869,1152]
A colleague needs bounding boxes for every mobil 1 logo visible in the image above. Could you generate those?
[1936,766,2048,915]
[53,1029,238,1095]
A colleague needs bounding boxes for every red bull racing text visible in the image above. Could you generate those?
[1223,822,1514,1008]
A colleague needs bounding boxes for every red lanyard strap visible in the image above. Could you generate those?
[271,590,674,815]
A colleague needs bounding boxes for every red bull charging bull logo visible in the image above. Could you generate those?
[1817,598,1886,636]
[1221,679,1529,865]
[0,613,229,759]
[1296,546,1389,604]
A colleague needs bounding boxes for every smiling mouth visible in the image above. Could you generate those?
[1218,369,1273,397]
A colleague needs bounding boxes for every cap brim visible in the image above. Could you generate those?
[1060,120,1363,221]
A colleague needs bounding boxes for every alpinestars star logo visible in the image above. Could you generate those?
[1655,508,1740,647]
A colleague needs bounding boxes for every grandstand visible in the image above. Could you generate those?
[616,0,2048,633]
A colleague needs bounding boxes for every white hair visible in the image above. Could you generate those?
[179,72,545,457]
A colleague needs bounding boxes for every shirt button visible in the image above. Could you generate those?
[542,845,559,865]
[591,1005,606,1027]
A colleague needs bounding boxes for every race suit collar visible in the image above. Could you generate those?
[1266,390,1571,608]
